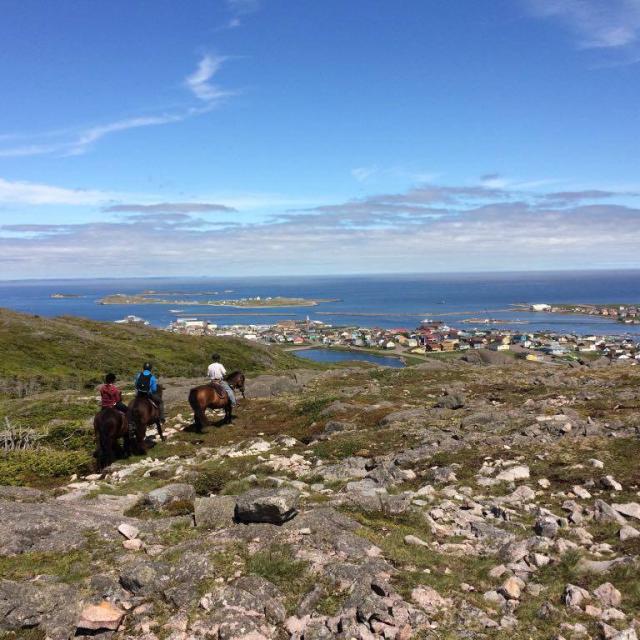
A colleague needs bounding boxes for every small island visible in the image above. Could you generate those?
[50,293,82,299]
[98,293,339,308]
[513,303,640,325]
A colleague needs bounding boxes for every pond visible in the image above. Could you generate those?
[293,348,405,368]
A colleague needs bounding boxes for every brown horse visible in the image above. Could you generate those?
[94,408,130,471]
[127,392,165,454]
[225,370,246,398]
[188,382,232,432]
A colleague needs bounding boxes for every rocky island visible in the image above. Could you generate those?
[99,293,339,307]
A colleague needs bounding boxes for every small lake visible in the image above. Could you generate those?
[293,348,405,368]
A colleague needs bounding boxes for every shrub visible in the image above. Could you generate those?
[0,448,93,486]
[192,467,231,496]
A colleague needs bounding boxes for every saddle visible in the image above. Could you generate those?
[209,381,227,397]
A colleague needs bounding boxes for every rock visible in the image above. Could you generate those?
[609,629,638,640]
[563,584,590,609]
[534,515,560,538]
[317,456,369,481]
[593,583,622,608]
[594,500,628,525]
[411,586,451,612]
[123,538,144,551]
[496,465,530,482]
[77,601,125,631]
[575,556,634,575]
[235,488,299,525]
[538,478,551,489]
[600,476,623,491]
[435,393,465,410]
[620,525,640,541]
[194,495,236,530]
[404,534,429,547]
[499,576,524,600]
[119,562,160,595]
[117,523,139,540]
[589,458,605,469]
[572,486,592,500]
[484,590,506,606]
[144,483,195,510]
[612,503,640,521]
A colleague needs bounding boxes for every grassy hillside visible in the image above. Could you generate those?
[0,308,305,397]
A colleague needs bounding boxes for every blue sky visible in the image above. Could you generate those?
[1,0,640,278]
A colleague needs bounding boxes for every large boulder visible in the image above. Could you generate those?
[194,495,236,530]
[144,483,195,510]
[235,488,299,525]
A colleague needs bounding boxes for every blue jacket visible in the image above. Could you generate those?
[135,370,158,393]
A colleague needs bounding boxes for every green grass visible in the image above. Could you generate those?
[0,307,308,397]
[0,547,97,583]
[0,447,93,486]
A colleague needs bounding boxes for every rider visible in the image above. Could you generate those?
[99,373,128,413]
[135,362,166,423]
[207,353,237,410]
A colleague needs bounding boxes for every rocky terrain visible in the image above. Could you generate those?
[1,355,640,640]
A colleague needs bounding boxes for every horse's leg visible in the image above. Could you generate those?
[156,417,165,441]
[138,420,148,454]
[122,420,131,458]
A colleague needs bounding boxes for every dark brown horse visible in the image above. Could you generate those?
[127,392,165,454]
[225,370,246,398]
[188,382,232,432]
[94,408,130,471]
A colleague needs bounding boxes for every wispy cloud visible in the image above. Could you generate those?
[220,0,260,29]
[104,202,236,214]
[0,177,114,206]
[184,54,234,102]
[525,0,640,61]
[0,55,235,158]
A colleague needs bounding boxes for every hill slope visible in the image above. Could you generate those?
[0,308,306,396]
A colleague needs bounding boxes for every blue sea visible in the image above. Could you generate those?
[1,271,640,336]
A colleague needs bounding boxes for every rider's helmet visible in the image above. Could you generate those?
[143,362,152,371]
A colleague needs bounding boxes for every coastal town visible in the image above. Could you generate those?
[168,315,640,363]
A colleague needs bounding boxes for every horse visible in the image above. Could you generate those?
[94,407,130,471]
[127,391,165,454]
[188,382,232,432]
[225,370,246,398]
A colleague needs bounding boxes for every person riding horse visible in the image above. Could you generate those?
[135,362,165,423]
[99,373,128,413]
[207,353,237,410]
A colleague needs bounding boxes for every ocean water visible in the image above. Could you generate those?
[1,270,640,336]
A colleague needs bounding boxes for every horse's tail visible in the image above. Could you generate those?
[95,412,111,471]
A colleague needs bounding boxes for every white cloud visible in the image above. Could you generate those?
[0,177,114,206]
[3,182,640,277]
[184,54,233,102]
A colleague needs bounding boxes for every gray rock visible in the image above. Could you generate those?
[379,408,430,426]
[235,488,299,524]
[194,495,236,530]
[534,516,559,538]
[0,579,80,640]
[119,562,162,595]
[435,393,465,410]
[317,457,369,481]
[144,483,195,510]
